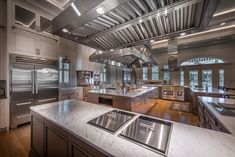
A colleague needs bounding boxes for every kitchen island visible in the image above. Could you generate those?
[87,87,156,114]
[29,100,235,157]
[189,87,235,114]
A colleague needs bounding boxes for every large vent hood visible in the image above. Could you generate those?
[89,45,157,68]
[52,0,220,50]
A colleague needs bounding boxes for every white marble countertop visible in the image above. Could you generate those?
[31,100,235,157]
[88,87,156,98]
[190,87,235,95]
[198,96,235,135]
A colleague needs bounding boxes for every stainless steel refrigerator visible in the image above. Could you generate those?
[10,55,59,128]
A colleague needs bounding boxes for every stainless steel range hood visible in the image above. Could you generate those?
[89,45,156,68]
[52,0,220,50]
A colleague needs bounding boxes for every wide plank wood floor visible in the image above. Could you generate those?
[0,99,198,157]
[0,124,30,157]
[147,99,199,126]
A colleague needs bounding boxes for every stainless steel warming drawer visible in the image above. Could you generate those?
[162,86,185,101]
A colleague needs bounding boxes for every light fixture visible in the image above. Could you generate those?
[139,18,143,23]
[150,40,155,43]
[213,8,235,17]
[96,6,105,15]
[220,22,226,26]
[164,9,167,15]
[180,32,186,36]
[178,24,235,39]
[71,2,81,16]
[62,28,69,33]
[110,49,114,51]
[152,39,168,44]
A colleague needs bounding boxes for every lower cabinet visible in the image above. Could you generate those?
[0,99,6,129]
[47,127,68,157]
[198,100,230,133]
[30,115,109,157]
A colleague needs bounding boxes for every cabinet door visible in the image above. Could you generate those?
[38,37,58,59]
[72,144,91,157]
[0,28,5,80]
[0,99,6,129]
[46,127,68,157]
[12,30,37,56]
[32,117,44,157]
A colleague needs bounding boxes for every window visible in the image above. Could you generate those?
[124,70,131,83]
[180,57,224,66]
[189,71,198,87]
[219,69,224,87]
[202,70,212,88]
[180,71,184,86]
[143,67,148,80]
[59,57,70,83]
[101,65,107,82]
[152,66,159,80]
[163,65,170,81]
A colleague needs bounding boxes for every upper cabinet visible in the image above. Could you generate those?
[13,4,53,36]
[12,29,58,59]
[0,0,6,27]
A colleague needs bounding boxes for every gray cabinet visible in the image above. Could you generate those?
[72,144,91,157]
[32,117,44,157]
[198,100,230,133]
[46,127,68,157]
[0,99,6,129]
[0,27,5,80]
[0,0,6,27]
[12,29,58,59]
[30,114,109,157]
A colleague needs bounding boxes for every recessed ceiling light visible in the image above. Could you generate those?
[110,49,114,51]
[62,28,69,33]
[220,22,226,26]
[71,2,81,16]
[180,32,186,36]
[150,40,155,43]
[96,6,105,15]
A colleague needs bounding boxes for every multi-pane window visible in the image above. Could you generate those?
[189,70,198,87]
[202,70,212,88]
[143,67,148,80]
[163,65,170,81]
[124,70,131,82]
[59,57,70,83]
[101,65,107,82]
[180,71,184,86]
[219,69,224,87]
[152,66,159,80]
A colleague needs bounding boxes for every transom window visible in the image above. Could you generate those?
[180,57,224,66]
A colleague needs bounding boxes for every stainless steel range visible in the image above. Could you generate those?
[120,116,172,156]
[88,110,135,133]
[209,102,235,117]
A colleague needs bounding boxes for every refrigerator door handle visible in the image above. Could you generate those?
[31,71,34,94]
[35,71,38,94]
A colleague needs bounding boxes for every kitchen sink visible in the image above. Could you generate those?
[88,110,135,133]
[119,116,172,156]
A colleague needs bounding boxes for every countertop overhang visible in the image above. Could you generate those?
[88,87,156,98]
[30,100,235,157]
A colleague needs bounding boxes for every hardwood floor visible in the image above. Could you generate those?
[0,124,30,157]
[147,99,199,126]
[0,99,198,157]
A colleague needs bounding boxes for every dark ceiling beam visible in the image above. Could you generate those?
[199,0,221,30]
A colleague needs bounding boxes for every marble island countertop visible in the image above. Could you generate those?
[88,86,156,98]
[30,100,235,157]
[198,96,235,135]
[191,87,235,95]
